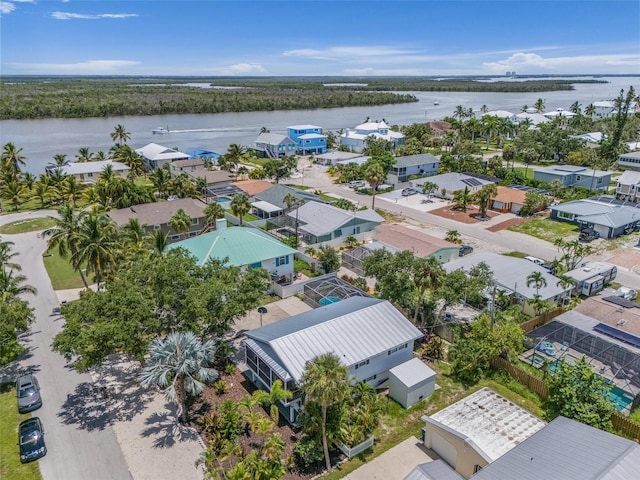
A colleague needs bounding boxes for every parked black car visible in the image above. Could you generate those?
[16,374,42,413]
[579,228,600,243]
[459,245,474,256]
[18,417,47,463]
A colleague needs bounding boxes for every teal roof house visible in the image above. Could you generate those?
[169,220,297,285]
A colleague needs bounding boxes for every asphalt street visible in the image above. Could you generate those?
[1,211,132,480]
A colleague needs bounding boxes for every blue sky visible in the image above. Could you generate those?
[1,1,639,76]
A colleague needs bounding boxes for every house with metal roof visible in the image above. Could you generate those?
[443,252,571,316]
[315,151,370,166]
[243,296,423,422]
[618,151,640,171]
[410,173,494,200]
[249,133,296,159]
[616,170,640,202]
[387,153,440,185]
[551,198,640,239]
[288,201,384,244]
[287,125,327,155]
[169,158,206,177]
[532,165,611,192]
[420,387,546,478]
[106,198,207,242]
[135,143,190,170]
[404,461,464,480]
[470,416,640,480]
[565,262,617,296]
[51,160,130,184]
[339,120,405,153]
[250,183,322,219]
[388,357,436,408]
[169,221,297,285]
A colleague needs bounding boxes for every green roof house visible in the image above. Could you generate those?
[169,220,297,285]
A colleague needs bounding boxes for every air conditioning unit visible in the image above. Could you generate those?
[617,319,627,326]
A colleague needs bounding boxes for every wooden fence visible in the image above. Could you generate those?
[490,357,640,441]
[519,307,565,334]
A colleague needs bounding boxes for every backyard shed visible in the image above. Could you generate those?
[388,357,436,408]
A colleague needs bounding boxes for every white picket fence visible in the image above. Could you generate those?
[336,435,374,459]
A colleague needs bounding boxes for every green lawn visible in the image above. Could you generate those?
[502,251,530,259]
[43,252,87,290]
[0,385,43,480]
[508,217,579,243]
[0,217,57,235]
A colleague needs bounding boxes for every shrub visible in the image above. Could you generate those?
[224,363,236,375]
[293,436,325,472]
[214,380,228,395]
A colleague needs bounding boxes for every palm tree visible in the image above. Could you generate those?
[220,144,247,174]
[452,186,472,212]
[61,176,82,207]
[203,202,225,226]
[585,103,596,117]
[533,98,545,113]
[75,147,93,163]
[140,331,217,424]
[283,192,298,212]
[0,238,21,271]
[1,142,27,177]
[530,294,549,316]
[149,229,170,256]
[259,379,292,424]
[71,210,118,289]
[445,229,461,244]
[299,353,350,472]
[48,153,69,169]
[526,271,547,296]
[363,160,386,209]
[113,145,144,177]
[111,124,131,146]
[0,269,37,298]
[230,193,251,226]
[0,179,26,210]
[472,183,498,218]
[412,256,445,324]
[421,181,438,196]
[149,167,171,198]
[169,209,192,239]
[481,115,499,150]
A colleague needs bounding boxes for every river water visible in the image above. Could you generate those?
[1,76,638,175]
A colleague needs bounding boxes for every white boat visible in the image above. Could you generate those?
[433,101,439,105]
[152,126,169,134]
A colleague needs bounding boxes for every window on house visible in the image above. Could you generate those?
[354,359,370,370]
[191,218,198,225]
[87,172,93,177]
[188,231,197,238]
[576,175,582,181]
[153,225,161,231]
[364,374,377,382]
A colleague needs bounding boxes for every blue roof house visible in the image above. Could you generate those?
[287,125,327,155]
[169,220,297,285]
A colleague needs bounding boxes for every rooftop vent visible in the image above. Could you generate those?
[617,319,627,326]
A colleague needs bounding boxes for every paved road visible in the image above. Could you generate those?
[301,165,640,290]
[1,211,132,480]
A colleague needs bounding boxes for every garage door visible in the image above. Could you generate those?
[430,431,457,468]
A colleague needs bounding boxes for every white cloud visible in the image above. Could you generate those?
[207,63,268,75]
[483,52,640,74]
[52,11,138,20]
[284,46,420,61]
[8,60,141,74]
[0,2,16,14]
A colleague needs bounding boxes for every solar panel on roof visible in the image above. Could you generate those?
[593,323,640,348]
[603,296,640,308]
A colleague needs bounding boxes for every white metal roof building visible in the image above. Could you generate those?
[421,387,545,478]
[135,143,190,170]
[243,296,423,422]
[388,357,436,408]
[55,160,130,183]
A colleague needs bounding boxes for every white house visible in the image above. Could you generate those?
[136,143,190,170]
[243,296,423,422]
[618,151,640,171]
[616,170,640,202]
[52,160,130,184]
[388,357,436,409]
[339,120,405,153]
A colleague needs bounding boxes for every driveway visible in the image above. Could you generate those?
[343,436,436,480]
[0,209,133,480]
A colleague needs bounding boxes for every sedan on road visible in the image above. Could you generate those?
[16,374,42,413]
[459,245,474,256]
[18,417,47,463]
